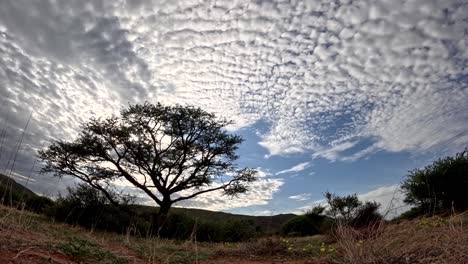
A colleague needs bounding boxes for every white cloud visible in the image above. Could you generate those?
[313,141,359,161]
[294,185,410,219]
[292,199,326,214]
[175,178,285,211]
[251,210,274,216]
[358,184,410,219]
[276,162,311,175]
[0,0,467,202]
[288,193,312,201]
[255,167,272,178]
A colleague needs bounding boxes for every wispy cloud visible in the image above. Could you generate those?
[276,162,311,175]
[288,193,312,201]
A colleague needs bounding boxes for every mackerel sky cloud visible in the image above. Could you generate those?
[0,0,467,215]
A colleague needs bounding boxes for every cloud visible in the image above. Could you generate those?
[172,178,285,211]
[313,141,359,161]
[0,0,467,205]
[288,193,312,201]
[294,184,410,218]
[276,162,311,175]
[255,167,273,178]
[358,184,410,219]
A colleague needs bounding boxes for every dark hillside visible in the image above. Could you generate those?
[0,173,38,200]
[0,173,53,212]
[1,174,296,234]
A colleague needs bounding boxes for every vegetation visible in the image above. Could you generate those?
[39,103,258,219]
[0,205,337,263]
[45,183,291,242]
[280,192,382,238]
[401,149,468,215]
[1,98,467,262]
[281,206,332,237]
[2,203,467,263]
[0,173,53,213]
[324,192,382,228]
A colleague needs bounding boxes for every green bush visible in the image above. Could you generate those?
[45,184,135,233]
[324,192,382,228]
[281,207,331,236]
[23,195,54,213]
[351,201,382,228]
[47,184,264,242]
[401,149,468,214]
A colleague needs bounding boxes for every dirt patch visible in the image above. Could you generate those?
[0,247,73,264]
[201,257,326,264]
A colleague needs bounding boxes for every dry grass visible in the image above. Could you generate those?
[2,204,467,263]
[333,212,468,264]
[0,205,327,263]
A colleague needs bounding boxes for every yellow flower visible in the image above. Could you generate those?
[320,243,326,253]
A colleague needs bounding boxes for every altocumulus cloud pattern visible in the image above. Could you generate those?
[0,0,467,211]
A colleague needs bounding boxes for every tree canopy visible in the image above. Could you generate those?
[39,103,257,216]
[401,149,468,214]
[324,191,381,228]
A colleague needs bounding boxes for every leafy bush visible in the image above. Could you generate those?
[45,184,135,233]
[281,206,332,236]
[401,149,468,214]
[324,192,382,228]
[47,184,263,242]
[23,195,54,213]
[350,201,382,228]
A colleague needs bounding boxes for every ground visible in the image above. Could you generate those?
[0,205,330,264]
[1,205,467,264]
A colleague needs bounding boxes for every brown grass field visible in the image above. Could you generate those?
[0,205,467,264]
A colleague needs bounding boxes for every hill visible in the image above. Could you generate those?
[135,204,296,234]
[0,173,53,212]
[0,173,39,202]
[0,173,296,233]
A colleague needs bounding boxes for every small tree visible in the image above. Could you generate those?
[324,191,361,223]
[401,149,468,214]
[39,103,257,218]
[324,192,381,227]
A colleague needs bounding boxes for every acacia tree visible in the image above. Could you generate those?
[39,103,257,217]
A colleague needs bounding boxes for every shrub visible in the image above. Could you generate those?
[324,192,382,228]
[47,184,263,242]
[46,184,135,233]
[282,215,321,236]
[23,195,54,213]
[351,201,382,228]
[401,149,468,215]
[281,206,331,236]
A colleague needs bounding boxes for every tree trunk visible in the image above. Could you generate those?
[155,197,172,236]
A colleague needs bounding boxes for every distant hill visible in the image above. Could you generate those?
[134,204,297,234]
[0,173,38,201]
[0,173,296,232]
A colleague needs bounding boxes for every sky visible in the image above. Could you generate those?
[0,0,467,217]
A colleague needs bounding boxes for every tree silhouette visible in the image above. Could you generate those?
[39,103,257,218]
[401,149,468,214]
